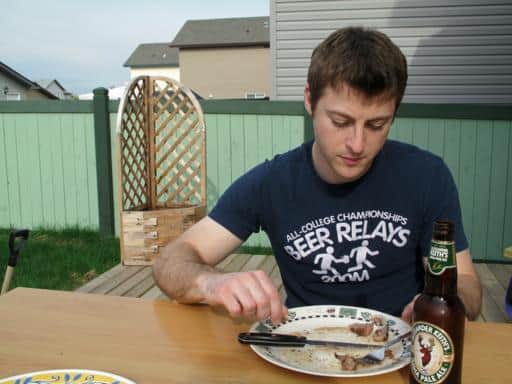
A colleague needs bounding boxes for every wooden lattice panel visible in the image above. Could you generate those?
[151,78,206,208]
[116,76,207,265]
[117,77,149,211]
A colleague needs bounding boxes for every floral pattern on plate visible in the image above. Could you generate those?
[0,369,136,384]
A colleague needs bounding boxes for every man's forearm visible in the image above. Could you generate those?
[458,273,482,320]
[153,241,218,303]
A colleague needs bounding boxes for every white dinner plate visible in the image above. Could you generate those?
[0,369,136,384]
[247,305,411,377]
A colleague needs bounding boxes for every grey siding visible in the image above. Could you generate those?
[0,73,27,100]
[271,0,512,104]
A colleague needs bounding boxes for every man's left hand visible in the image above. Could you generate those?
[401,294,420,323]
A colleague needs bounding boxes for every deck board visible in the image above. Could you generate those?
[140,285,165,300]
[123,272,157,298]
[474,264,508,322]
[107,267,154,297]
[90,266,145,295]
[76,255,511,323]
[75,264,125,293]
[486,263,512,290]
[221,253,252,273]
[241,254,268,271]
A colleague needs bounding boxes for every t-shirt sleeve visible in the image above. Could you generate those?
[419,158,469,256]
[208,161,269,241]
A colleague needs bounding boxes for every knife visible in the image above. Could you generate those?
[238,332,387,348]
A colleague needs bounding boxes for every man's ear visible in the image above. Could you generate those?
[304,83,313,116]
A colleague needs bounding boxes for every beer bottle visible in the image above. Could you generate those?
[409,220,466,384]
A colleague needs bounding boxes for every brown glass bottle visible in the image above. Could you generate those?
[409,220,466,384]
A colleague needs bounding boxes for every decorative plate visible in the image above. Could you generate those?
[247,305,411,377]
[0,369,136,384]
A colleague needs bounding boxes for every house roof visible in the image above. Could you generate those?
[124,43,179,68]
[0,61,58,99]
[0,61,35,88]
[170,16,269,48]
[36,79,67,91]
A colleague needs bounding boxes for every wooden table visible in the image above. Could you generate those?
[1,288,510,383]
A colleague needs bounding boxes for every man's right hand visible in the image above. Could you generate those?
[197,270,288,325]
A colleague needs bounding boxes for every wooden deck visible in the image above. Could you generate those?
[76,254,511,323]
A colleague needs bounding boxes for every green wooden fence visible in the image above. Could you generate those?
[389,117,512,264]
[0,110,98,229]
[0,95,511,262]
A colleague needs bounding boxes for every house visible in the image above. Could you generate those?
[170,16,270,99]
[124,43,180,81]
[78,83,128,100]
[270,0,512,104]
[35,79,74,99]
[0,61,58,100]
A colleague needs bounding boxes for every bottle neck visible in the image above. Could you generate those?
[424,239,458,296]
[424,267,458,296]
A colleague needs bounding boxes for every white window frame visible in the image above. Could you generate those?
[245,91,266,99]
[6,92,21,101]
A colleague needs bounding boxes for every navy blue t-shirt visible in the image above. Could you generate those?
[209,140,468,316]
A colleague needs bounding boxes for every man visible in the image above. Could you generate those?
[153,26,482,325]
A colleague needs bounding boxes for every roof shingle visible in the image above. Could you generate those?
[170,16,269,48]
[124,43,179,68]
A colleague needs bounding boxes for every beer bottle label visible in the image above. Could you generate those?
[427,240,455,275]
[410,321,455,384]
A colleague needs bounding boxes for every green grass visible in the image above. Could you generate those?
[237,245,273,255]
[0,228,119,292]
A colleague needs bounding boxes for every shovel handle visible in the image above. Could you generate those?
[0,266,14,295]
[8,229,29,267]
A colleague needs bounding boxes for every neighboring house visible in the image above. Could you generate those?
[270,0,512,104]
[35,79,74,99]
[0,61,58,100]
[170,16,270,99]
[78,83,128,100]
[124,43,180,81]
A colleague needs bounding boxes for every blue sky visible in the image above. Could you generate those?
[1,0,269,95]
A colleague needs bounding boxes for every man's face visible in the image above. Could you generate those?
[304,83,395,184]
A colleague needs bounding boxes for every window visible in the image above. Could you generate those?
[245,92,266,99]
[6,92,21,101]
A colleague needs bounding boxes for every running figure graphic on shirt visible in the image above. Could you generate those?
[312,246,349,275]
[347,240,379,272]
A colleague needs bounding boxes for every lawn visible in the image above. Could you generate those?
[0,228,119,292]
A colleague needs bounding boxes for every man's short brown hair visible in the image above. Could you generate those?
[307,26,408,112]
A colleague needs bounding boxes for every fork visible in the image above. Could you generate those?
[359,330,412,364]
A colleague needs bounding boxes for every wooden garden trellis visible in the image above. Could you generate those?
[116,76,206,265]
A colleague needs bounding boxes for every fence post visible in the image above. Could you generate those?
[93,87,115,235]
